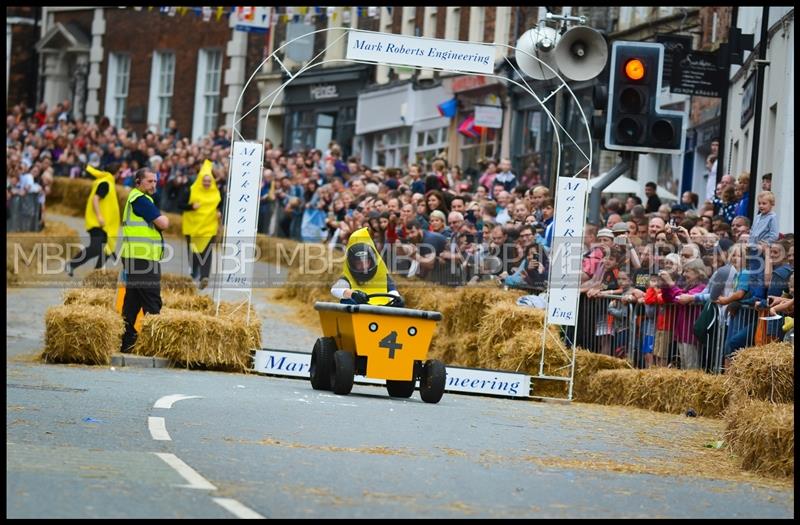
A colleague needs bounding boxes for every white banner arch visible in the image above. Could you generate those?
[221,26,596,401]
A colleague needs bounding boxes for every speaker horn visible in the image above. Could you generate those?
[554,26,608,82]
[515,26,560,80]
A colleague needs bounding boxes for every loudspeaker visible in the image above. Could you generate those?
[515,26,560,80]
[554,26,608,82]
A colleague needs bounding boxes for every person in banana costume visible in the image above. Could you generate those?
[66,164,120,275]
[330,227,404,307]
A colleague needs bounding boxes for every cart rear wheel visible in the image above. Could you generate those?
[310,337,336,390]
[330,350,355,395]
[386,380,415,398]
[419,359,446,404]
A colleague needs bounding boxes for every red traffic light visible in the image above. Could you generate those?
[624,58,645,80]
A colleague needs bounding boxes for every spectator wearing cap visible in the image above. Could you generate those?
[611,220,641,270]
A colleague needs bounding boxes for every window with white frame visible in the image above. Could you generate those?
[373,128,410,169]
[414,125,448,167]
[148,51,175,133]
[192,48,223,141]
[445,7,460,41]
[104,53,130,129]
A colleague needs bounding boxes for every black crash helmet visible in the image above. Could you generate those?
[347,243,378,283]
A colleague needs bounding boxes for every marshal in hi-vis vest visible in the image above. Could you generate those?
[120,188,163,261]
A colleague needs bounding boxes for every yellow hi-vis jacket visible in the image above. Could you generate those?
[120,188,163,261]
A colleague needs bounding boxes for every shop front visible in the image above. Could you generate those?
[282,63,371,158]
[443,74,506,176]
[354,79,449,170]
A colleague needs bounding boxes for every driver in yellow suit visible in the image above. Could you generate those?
[331,227,404,307]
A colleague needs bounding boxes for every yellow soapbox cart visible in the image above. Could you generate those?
[311,293,446,403]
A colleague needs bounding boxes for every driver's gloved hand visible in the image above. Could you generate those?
[350,290,369,304]
[392,295,405,308]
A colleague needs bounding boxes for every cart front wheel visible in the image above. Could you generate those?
[310,337,337,390]
[419,359,446,404]
[330,350,355,395]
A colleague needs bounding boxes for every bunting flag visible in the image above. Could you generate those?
[216,7,225,21]
[437,98,458,118]
[342,9,351,24]
[367,6,378,18]
[202,6,212,22]
[458,115,483,139]
[304,12,312,24]
[326,6,335,17]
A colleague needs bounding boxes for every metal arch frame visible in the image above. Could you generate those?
[223,26,596,401]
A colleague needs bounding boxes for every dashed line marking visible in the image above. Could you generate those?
[148,416,171,441]
[154,452,217,490]
[154,394,203,409]
[212,497,266,519]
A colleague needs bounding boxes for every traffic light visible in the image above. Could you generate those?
[604,41,686,154]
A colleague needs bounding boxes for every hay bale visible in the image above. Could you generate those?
[724,399,794,477]
[6,220,80,282]
[160,273,197,295]
[584,368,729,417]
[573,349,632,400]
[430,332,481,368]
[134,305,261,372]
[724,342,794,404]
[82,268,120,289]
[62,288,116,309]
[43,304,124,365]
[163,290,212,311]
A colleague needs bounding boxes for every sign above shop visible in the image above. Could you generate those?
[309,84,338,100]
[669,50,726,98]
[474,105,503,128]
[346,29,495,75]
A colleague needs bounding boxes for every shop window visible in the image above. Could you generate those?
[374,128,410,168]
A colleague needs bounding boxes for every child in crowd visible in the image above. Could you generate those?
[643,273,671,367]
[607,272,644,359]
[663,259,709,369]
[749,190,779,246]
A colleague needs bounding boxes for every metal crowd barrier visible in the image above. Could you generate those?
[7,193,42,232]
[579,295,777,373]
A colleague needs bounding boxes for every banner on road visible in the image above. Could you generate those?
[252,349,531,398]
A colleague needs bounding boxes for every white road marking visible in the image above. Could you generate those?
[154,452,217,490]
[153,394,203,409]
[212,497,266,519]
[148,416,171,441]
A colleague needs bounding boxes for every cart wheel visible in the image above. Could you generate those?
[310,337,336,390]
[386,380,415,398]
[330,350,355,395]
[419,359,446,404]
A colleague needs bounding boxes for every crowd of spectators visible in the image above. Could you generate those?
[7,100,794,370]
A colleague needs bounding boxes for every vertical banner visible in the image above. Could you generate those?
[221,141,263,289]
[547,178,588,326]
